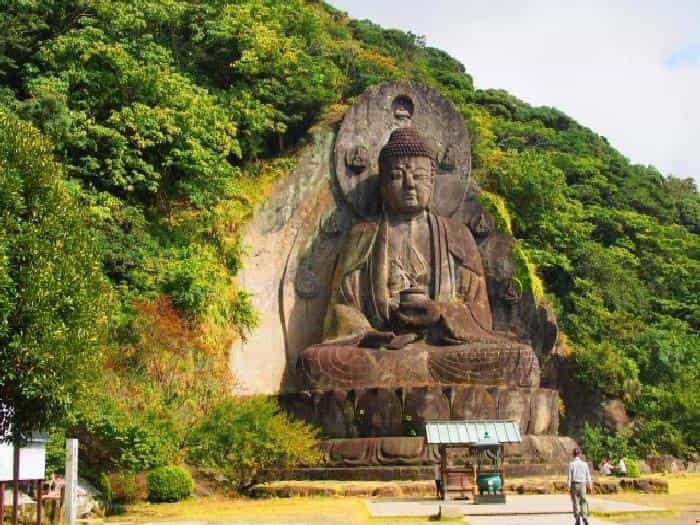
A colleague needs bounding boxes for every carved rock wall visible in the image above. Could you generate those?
[231,123,350,394]
[317,434,578,467]
[279,386,559,439]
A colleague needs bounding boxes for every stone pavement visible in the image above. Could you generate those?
[366,494,664,520]
[466,516,613,525]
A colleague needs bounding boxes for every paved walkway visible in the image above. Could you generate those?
[366,494,664,519]
[467,516,614,525]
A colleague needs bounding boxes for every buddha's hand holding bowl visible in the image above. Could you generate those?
[395,288,440,328]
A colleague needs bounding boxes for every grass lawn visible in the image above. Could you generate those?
[108,495,435,524]
[597,472,700,523]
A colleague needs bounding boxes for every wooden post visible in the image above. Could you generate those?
[472,447,477,499]
[500,444,505,496]
[35,479,42,525]
[12,443,19,525]
[64,439,78,525]
[440,445,447,500]
[1,481,5,524]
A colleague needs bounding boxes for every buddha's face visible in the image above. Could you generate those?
[380,155,434,214]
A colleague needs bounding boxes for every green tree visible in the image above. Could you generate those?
[0,110,109,440]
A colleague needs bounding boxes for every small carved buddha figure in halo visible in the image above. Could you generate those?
[298,126,539,389]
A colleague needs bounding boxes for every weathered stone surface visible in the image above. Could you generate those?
[317,435,576,467]
[452,386,498,420]
[282,386,559,439]
[322,437,439,466]
[318,390,356,438]
[298,342,540,390]
[530,389,558,435]
[403,387,450,434]
[498,389,531,434]
[356,389,404,437]
[231,124,346,394]
[334,81,471,219]
[620,478,668,493]
[601,398,631,432]
[646,454,685,473]
[252,477,664,496]
[638,460,652,474]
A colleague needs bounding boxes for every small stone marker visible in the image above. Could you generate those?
[64,438,78,525]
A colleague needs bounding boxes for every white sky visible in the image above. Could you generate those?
[330,0,700,183]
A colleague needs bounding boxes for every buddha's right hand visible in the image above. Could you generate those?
[396,299,441,328]
[360,329,395,348]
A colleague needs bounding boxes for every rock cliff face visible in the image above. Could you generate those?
[230,120,352,394]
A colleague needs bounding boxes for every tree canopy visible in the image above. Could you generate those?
[0,110,108,440]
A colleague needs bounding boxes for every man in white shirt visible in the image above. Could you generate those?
[568,448,592,525]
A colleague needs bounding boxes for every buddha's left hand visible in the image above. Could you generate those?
[396,299,441,328]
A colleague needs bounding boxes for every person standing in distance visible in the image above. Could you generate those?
[568,448,592,525]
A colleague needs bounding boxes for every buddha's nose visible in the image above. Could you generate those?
[404,170,416,188]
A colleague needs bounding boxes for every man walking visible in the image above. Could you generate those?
[568,448,592,525]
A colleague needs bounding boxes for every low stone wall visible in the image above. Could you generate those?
[646,454,691,474]
[251,477,668,498]
[281,464,575,481]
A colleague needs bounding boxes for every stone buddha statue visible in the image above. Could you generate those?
[298,126,540,391]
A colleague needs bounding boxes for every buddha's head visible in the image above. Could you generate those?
[378,127,435,214]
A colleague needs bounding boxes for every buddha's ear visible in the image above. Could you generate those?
[428,158,438,181]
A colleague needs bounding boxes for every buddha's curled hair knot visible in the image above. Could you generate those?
[379,127,434,165]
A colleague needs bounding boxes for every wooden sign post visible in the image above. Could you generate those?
[64,439,78,525]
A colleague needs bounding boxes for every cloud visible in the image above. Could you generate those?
[330,0,700,183]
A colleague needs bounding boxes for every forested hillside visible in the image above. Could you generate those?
[0,0,697,470]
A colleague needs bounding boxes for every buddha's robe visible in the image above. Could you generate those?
[298,212,540,390]
[323,212,501,345]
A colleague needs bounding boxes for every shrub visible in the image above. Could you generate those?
[580,423,632,466]
[108,472,147,504]
[68,397,174,476]
[147,465,193,502]
[187,397,320,492]
[98,473,112,509]
[623,457,641,478]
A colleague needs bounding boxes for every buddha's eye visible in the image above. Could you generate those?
[391,169,403,180]
[413,169,429,179]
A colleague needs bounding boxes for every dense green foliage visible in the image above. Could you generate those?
[187,397,319,492]
[580,422,633,466]
[623,458,641,478]
[147,465,193,502]
[68,396,173,475]
[0,110,108,440]
[0,0,697,462]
